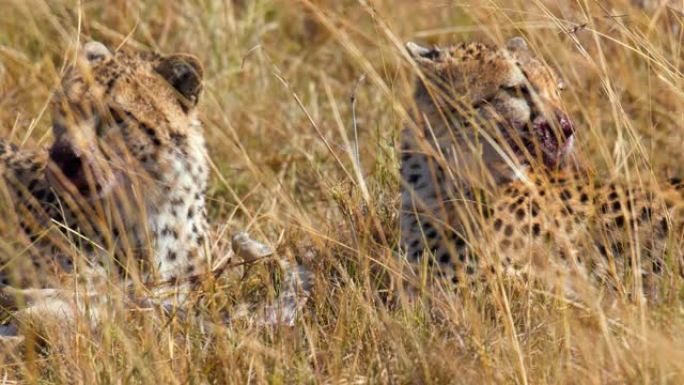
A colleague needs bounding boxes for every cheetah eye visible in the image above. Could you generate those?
[502,84,531,96]
[472,99,488,110]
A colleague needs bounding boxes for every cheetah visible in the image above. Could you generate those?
[0,41,211,323]
[400,37,683,300]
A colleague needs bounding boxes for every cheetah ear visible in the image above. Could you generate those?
[406,42,442,63]
[506,37,528,52]
[155,54,204,106]
[83,41,111,63]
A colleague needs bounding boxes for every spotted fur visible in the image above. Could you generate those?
[464,174,684,299]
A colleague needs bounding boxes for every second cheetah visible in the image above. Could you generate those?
[400,37,683,299]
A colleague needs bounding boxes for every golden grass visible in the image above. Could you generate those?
[0,0,683,383]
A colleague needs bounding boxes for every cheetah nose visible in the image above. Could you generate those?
[49,141,83,181]
[556,110,574,139]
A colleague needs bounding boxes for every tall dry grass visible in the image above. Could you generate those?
[0,0,683,383]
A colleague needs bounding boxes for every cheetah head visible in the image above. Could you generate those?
[406,37,574,180]
[48,41,205,200]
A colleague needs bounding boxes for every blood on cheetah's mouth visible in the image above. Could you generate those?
[509,111,575,169]
[47,141,120,200]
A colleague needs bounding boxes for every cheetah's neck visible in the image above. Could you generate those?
[147,117,210,282]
